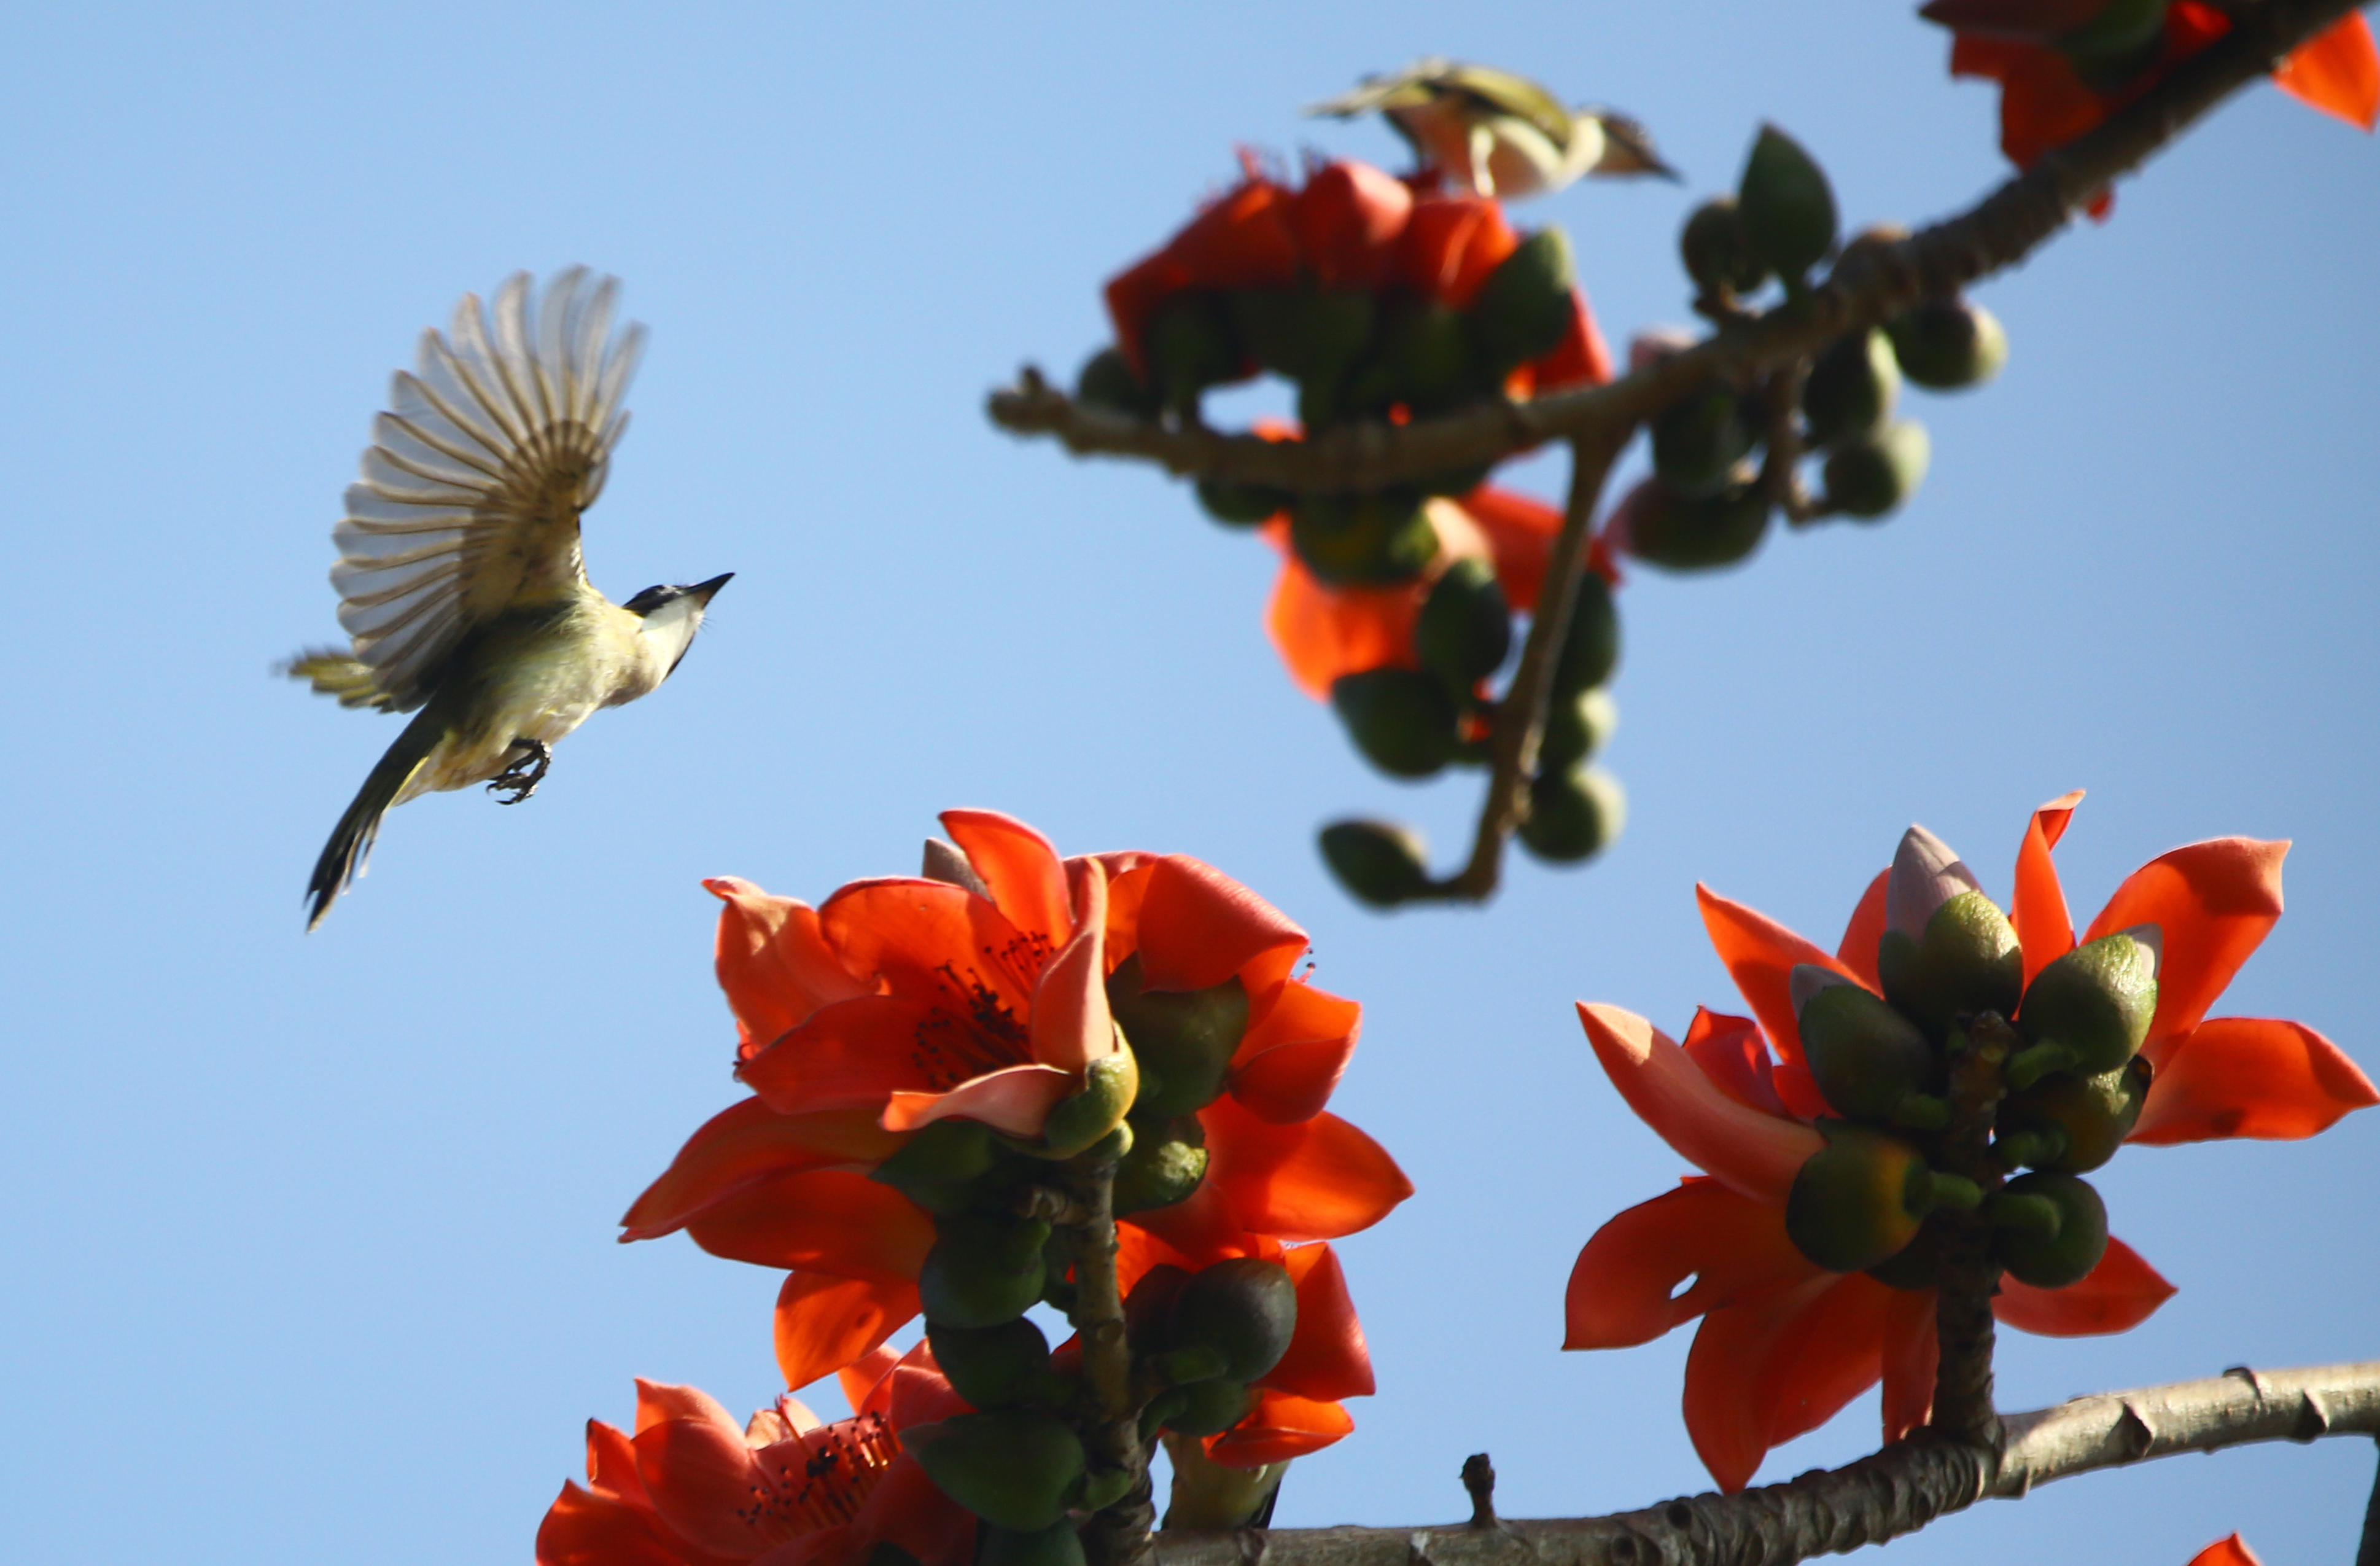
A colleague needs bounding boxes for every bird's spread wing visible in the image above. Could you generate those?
[1309,59,1576,150]
[324,267,644,711]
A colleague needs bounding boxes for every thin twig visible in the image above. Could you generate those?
[987,0,2363,495]
[1145,1361,2380,1566]
[2358,1435,2380,1566]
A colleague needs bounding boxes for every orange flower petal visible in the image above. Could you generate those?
[774,1272,920,1392]
[1289,160,1414,290]
[1878,1287,1939,1443]
[1452,485,1563,613]
[1527,288,1614,392]
[684,1167,935,1284]
[837,1345,905,1419]
[1262,550,1420,701]
[2083,838,2287,1058]
[537,1479,722,1566]
[1835,870,1889,991]
[586,1418,647,1501]
[1135,854,1308,997]
[1229,980,1359,1124]
[1993,1235,2174,1336]
[882,1062,1079,1139]
[634,1409,778,1559]
[820,878,1039,1017]
[706,878,869,1058]
[1764,1273,1907,1449]
[2274,13,2379,130]
[2187,1535,2265,1566]
[1697,885,1860,1065]
[1205,1389,1355,1467]
[1564,1178,1824,1350]
[1199,1096,1414,1242]
[621,1097,901,1242]
[940,810,1073,946]
[1681,1272,1857,1493]
[1264,1243,1374,1401]
[2012,791,2083,986]
[1680,1007,1787,1118]
[1577,1003,1822,1205]
[737,995,945,1118]
[2131,1016,2377,1144]
[1026,861,1114,1073]
[838,1454,979,1566]
[634,1379,744,1437]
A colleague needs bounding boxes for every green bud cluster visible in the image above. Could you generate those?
[1126,1257,1297,1443]
[1106,951,1253,1214]
[1781,826,2160,1293]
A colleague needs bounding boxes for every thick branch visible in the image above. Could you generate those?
[1145,1361,2380,1566]
[1063,1156,1155,1566]
[1406,430,1625,903]
[987,0,2362,493]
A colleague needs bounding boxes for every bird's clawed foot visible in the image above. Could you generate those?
[488,738,551,804]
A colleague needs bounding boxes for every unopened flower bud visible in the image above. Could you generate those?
[1995,1057,2152,1174]
[906,1408,1087,1530]
[1320,819,1432,908]
[1792,964,1942,1123]
[2056,0,2169,69]
[1331,668,1461,778]
[1143,292,1243,416]
[1864,1221,1940,1291]
[1611,476,1771,572]
[872,1118,1011,1216]
[1107,954,1249,1120]
[1878,889,2024,1039]
[1170,1257,1298,1383]
[1292,491,1438,585]
[1162,1377,1259,1438]
[1124,1264,1191,1357]
[1518,764,1625,864]
[1885,825,1980,937]
[1737,125,1838,283]
[1679,197,1767,297]
[1036,1052,1140,1159]
[1537,686,1618,768]
[920,1213,1052,1330]
[1551,573,1622,695]
[1650,384,1755,495]
[1196,479,1292,527]
[1821,419,1930,519]
[927,1317,1057,1412]
[1346,297,1474,416]
[1886,298,2007,391]
[1991,1171,2109,1288]
[1076,346,1159,420]
[1801,327,1900,449]
[1468,227,1579,375]
[1785,1123,1931,1272]
[1228,285,1377,384]
[1415,557,1514,690]
[2018,926,2161,1076]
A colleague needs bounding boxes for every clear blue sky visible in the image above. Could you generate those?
[2,2,2373,1561]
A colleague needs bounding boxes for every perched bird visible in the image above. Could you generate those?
[284,268,731,930]
[1309,58,1678,200]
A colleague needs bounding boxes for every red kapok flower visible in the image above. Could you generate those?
[619,811,1411,1392]
[1926,0,2377,208]
[1564,792,2375,1492]
[2187,1536,2263,1566]
[535,1347,973,1566]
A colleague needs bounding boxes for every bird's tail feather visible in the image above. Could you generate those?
[306,711,441,930]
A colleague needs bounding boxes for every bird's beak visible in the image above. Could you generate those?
[689,572,734,603]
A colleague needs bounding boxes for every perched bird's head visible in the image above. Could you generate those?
[625,572,733,676]
[1577,110,1679,182]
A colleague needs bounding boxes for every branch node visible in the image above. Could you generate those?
[2223,1363,2273,1401]
[2114,1401,2157,1460]
[1460,1454,1498,1529]
[2295,1390,2335,1442]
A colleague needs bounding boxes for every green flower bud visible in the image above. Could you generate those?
[906,1409,1086,1531]
[1864,1221,1940,1291]
[1415,558,1514,691]
[1228,286,1375,384]
[1124,1264,1190,1357]
[1331,669,1461,778]
[872,1118,1015,1217]
[1291,491,1437,586]
[1517,765,1625,865]
[1802,328,1901,448]
[1821,420,1929,520]
[1791,965,1941,1123]
[2056,0,2168,67]
[1296,372,1347,433]
[1886,299,2007,391]
[1537,686,1618,768]
[1996,1057,2152,1174]
[1650,386,1755,495]
[1992,1171,2109,1288]
[1163,1378,1258,1438]
[1679,197,1767,297]
[1785,1123,1932,1272]
[1877,888,2024,1037]
[1169,1257,1298,1383]
[2018,927,2161,1076]
[927,1317,1056,1411]
[1073,1468,1136,1514]
[1110,1117,1211,1216]
[1194,480,1291,527]
[1319,819,1431,908]
[1738,125,1837,283]
[1106,952,1248,1119]
[1075,346,1158,420]
[1550,572,1622,694]
[978,1522,1086,1566]
[1143,292,1242,418]
[1615,477,1771,572]
[919,1213,1052,1330]
[1346,297,1474,416]
[1036,1053,1139,1160]
[1468,227,1578,374]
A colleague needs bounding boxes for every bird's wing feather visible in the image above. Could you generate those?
[1305,56,1456,117]
[1433,62,1577,146]
[325,267,645,711]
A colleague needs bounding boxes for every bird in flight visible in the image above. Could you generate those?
[284,268,731,930]
[1309,58,1678,200]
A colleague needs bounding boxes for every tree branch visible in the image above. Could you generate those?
[1143,1361,2380,1566]
[986,0,2363,493]
[1063,1155,1156,1566]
